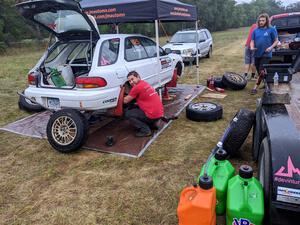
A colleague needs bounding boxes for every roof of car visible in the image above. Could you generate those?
[176,29,208,33]
[99,34,149,39]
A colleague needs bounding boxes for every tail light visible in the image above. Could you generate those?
[28,72,36,85]
[75,77,107,88]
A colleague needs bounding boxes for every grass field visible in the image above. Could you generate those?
[0,27,260,225]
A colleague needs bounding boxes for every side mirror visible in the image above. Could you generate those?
[199,39,206,43]
[165,48,171,54]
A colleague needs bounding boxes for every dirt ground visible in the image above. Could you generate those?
[0,27,260,225]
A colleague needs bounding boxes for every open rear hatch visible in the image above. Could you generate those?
[16,0,100,41]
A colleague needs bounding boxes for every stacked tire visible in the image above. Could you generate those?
[213,72,247,90]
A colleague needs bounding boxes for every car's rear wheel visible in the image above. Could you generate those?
[46,109,88,153]
[18,91,45,112]
[206,46,212,58]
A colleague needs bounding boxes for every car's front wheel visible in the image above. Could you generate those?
[46,109,88,153]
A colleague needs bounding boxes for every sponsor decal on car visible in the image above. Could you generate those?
[160,58,172,69]
[103,97,117,104]
[232,218,254,225]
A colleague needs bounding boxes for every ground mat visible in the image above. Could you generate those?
[1,84,205,157]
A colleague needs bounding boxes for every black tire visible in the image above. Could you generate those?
[175,62,183,76]
[18,91,45,112]
[186,102,222,122]
[252,108,264,161]
[206,46,212,58]
[222,108,255,156]
[46,109,89,153]
[257,138,271,225]
[214,76,226,88]
[222,72,247,90]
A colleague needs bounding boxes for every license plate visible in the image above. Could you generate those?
[47,98,60,109]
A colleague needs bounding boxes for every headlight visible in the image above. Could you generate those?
[182,48,193,56]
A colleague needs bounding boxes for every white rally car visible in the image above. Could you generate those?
[16,0,183,152]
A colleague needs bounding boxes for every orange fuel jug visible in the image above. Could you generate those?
[177,175,216,225]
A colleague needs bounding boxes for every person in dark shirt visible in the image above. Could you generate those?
[124,71,164,137]
[250,13,278,94]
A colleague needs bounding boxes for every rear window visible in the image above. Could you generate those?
[34,10,91,34]
[98,38,120,66]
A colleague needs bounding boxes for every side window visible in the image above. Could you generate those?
[125,37,148,61]
[45,43,68,63]
[67,43,89,64]
[98,38,120,66]
[204,31,210,39]
[199,32,206,41]
[140,37,157,58]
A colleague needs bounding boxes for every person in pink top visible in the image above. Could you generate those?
[244,23,258,80]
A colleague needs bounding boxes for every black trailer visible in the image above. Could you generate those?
[252,50,300,224]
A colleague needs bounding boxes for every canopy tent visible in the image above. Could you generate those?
[80,0,197,24]
[80,0,200,91]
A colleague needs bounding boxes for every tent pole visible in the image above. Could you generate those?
[155,20,162,99]
[195,20,200,85]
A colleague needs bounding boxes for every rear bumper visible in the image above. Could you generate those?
[24,86,120,110]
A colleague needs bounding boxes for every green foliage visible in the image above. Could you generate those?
[0,0,299,47]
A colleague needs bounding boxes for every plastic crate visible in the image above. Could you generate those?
[265,67,292,83]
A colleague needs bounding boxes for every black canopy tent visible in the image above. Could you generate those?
[80,0,200,89]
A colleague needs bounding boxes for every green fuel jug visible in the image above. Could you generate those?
[226,165,264,225]
[199,149,235,215]
[50,68,66,87]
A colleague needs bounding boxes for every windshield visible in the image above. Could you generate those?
[34,10,92,33]
[170,32,197,43]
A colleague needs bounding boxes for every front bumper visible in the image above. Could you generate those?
[24,86,120,111]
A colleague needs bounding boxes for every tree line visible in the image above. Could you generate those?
[0,0,300,52]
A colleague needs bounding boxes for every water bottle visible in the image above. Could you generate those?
[273,72,279,86]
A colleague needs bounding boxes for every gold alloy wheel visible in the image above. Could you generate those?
[51,116,78,146]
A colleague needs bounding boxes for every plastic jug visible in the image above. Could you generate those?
[50,68,66,87]
[273,72,279,86]
[177,175,216,225]
[199,149,235,215]
[226,165,264,225]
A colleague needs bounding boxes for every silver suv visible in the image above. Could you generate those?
[163,29,213,63]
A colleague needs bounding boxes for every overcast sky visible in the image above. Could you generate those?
[236,0,299,6]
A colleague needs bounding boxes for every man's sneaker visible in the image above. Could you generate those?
[135,130,152,137]
[250,89,257,95]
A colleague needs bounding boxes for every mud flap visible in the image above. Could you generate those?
[109,86,125,117]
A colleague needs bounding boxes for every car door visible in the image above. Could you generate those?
[139,37,173,87]
[124,37,157,86]
[198,31,209,56]
[16,0,99,41]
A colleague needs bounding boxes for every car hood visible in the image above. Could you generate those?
[163,43,196,51]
